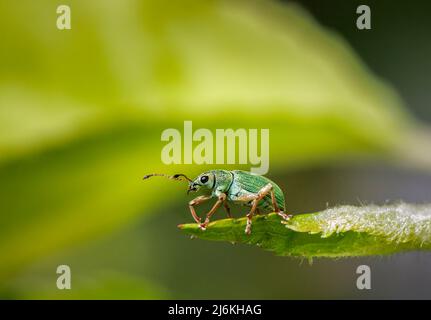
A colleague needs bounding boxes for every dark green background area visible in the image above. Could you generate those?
[294,0,431,121]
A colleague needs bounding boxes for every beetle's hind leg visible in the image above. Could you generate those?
[277,211,292,221]
[270,190,292,221]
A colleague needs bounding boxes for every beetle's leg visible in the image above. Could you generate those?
[245,183,273,235]
[223,201,232,218]
[200,193,226,230]
[189,195,212,224]
[270,190,280,212]
[276,210,291,221]
[270,190,291,220]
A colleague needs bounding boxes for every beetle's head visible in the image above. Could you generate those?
[142,172,215,195]
[188,172,215,194]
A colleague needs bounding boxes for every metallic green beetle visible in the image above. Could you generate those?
[144,170,291,234]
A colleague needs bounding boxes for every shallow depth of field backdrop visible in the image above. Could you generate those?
[1,0,431,299]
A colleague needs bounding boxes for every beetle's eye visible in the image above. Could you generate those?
[200,175,209,184]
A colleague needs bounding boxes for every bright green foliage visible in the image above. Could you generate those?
[179,203,431,258]
[0,0,418,285]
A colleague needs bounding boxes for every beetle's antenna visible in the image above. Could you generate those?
[143,173,168,180]
[171,174,193,182]
[143,173,193,183]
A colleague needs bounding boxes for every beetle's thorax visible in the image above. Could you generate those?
[211,170,234,196]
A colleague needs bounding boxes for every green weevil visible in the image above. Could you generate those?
[143,170,291,234]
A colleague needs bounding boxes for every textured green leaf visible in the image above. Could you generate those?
[179,203,431,258]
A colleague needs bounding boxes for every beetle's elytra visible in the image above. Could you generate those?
[143,170,291,234]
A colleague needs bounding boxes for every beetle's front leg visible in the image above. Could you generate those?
[200,193,226,230]
[189,195,212,224]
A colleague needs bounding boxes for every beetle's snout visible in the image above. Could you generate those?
[187,183,198,194]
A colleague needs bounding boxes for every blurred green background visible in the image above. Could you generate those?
[1,0,430,299]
